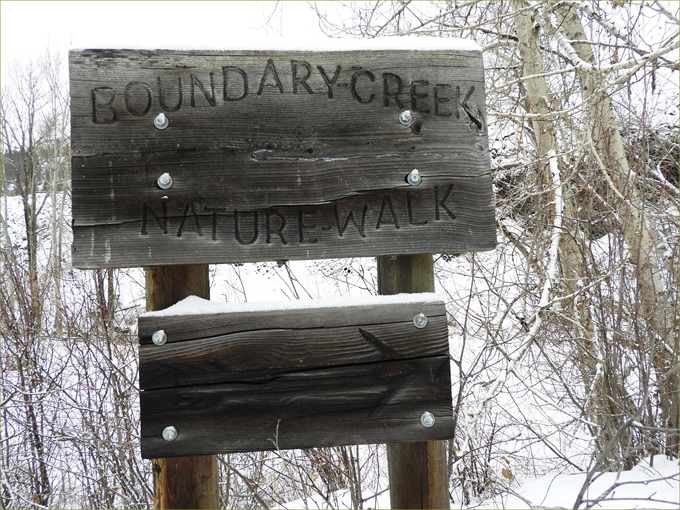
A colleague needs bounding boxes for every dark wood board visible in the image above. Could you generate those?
[70,48,495,268]
[138,297,454,457]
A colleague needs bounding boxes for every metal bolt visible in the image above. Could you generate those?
[413,313,428,329]
[407,169,422,186]
[399,110,413,126]
[162,426,178,441]
[154,112,169,130]
[152,330,167,346]
[420,411,436,428]
[157,173,173,190]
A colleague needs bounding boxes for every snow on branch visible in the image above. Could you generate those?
[470,150,564,420]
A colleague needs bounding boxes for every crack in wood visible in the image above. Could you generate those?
[250,149,489,161]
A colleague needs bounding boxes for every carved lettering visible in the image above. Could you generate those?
[317,65,341,98]
[191,73,216,107]
[157,77,183,112]
[177,201,203,237]
[434,185,456,221]
[334,204,368,238]
[257,59,284,95]
[351,70,375,104]
[410,80,429,113]
[298,209,318,244]
[124,82,152,116]
[234,210,258,245]
[141,201,168,235]
[266,209,287,244]
[407,192,427,225]
[86,59,481,126]
[382,72,405,108]
[376,195,400,230]
[452,86,460,119]
[461,86,485,132]
[211,211,219,241]
[222,66,248,101]
[91,87,117,124]
[291,60,314,95]
[137,186,458,248]
[433,84,451,117]
[204,207,229,241]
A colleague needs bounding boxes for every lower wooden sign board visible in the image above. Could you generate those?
[137,293,453,458]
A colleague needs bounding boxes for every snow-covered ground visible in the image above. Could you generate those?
[276,456,679,509]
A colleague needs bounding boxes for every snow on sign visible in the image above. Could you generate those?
[137,294,453,458]
[69,42,495,269]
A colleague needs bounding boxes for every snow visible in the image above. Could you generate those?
[141,292,443,317]
[475,455,679,510]
[72,35,481,53]
[541,149,563,308]
[274,456,679,509]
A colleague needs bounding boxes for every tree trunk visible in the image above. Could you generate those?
[513,1,607,440]
[554,1,679,458]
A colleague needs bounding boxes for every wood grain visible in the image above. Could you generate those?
[141,356,453,458]
[378,254,451,509]
[69,49,495,268]
[139,297,453,458]
[146,265,218,509]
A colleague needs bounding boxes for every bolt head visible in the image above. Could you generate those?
[399,110,413,126]
[407,169,422,186]
[420,411,436,428]
[152,330,167,346]
[413,313,428,329]
[162,426,178,441]
[154,112,169,130]
[157,173,173,190]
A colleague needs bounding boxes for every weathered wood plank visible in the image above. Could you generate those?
[138,295,453,457]
[139,298,447,390]
[138,298,445,343]
[69,48,495,268]
[140,356,453,458]
[69,50,486,157]
[72,182,494,266]
[71,156,488,224]
[140,316,448,390]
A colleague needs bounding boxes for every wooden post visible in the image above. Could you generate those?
[145,265,219,510]
[378,254,450,509]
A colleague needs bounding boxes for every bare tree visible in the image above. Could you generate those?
[1,51,152,509]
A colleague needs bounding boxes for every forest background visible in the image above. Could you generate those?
[1,1,678,508]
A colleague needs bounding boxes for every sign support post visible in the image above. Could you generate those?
[378,254,450,509]
[145,265,218,509]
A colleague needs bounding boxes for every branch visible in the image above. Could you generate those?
[573,418,636,509]
[651,163,680,196]
[470,150,564,419]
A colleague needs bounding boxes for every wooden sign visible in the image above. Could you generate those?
[137,293,453,458]
[69,43,495,268]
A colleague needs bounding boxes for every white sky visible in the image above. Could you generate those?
[1,1,328,77]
